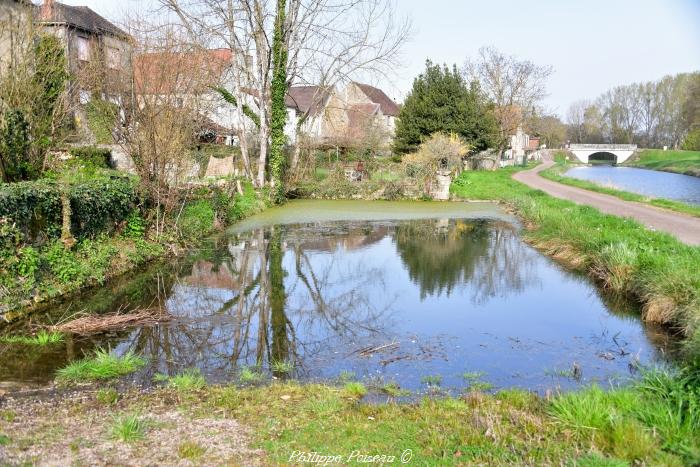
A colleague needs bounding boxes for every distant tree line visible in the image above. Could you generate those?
[566,72,700,149]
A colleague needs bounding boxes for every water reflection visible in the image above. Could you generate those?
[395,219,538,301]
[0,217,677,393]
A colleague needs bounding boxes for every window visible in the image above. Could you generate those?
[106,47,120,69]
[77,36,90,61]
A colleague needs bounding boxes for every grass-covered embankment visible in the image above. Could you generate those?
[626,149,700,177]
[539,157,700,218]
[451,167,700,352]
[1,365,698,465]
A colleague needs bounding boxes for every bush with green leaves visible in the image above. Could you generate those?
[68,146,113,169]
[0,176,138,245]
[682,128,700,151]
[0,109,32,182]
[178,199,215,240]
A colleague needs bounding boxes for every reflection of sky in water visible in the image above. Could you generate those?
[1,214,675,393]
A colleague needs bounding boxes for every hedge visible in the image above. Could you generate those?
[0,176,138,245]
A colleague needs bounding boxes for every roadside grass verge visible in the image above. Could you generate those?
[56,349,146,382]
[451,168,700,351]
[626,149,700,176]
[539,160,700,218]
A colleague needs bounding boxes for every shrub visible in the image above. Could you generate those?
[179,199,215,239]
[68,146,112,169]
[403,133,469,178]
[682,128,700,151]
[0,109,33,182]
[123,211,147,238]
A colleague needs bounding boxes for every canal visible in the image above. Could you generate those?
[0,201,678,395]
[565,166,700,206]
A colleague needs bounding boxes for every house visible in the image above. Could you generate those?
[286,82,399,150]
[135,48,253,145]
[34,0,132,134]
[503,127,542,166]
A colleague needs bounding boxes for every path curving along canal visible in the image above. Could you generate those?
[513,161,700,246]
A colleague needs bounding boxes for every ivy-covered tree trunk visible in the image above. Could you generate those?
[269,0,289,203]
[59,188,76,249]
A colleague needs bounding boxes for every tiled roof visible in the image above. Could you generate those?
[286,86,333,116]
[36,2,128,38]
[353,82,399,116]
[134,49,232,95]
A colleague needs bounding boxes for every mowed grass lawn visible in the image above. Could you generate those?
[627,149,700,176]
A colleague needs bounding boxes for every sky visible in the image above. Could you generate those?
[57,0,700,119]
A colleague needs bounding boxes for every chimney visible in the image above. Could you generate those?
[41,0,55,21]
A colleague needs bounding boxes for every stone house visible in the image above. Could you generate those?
[287,82,399,150]
[34,0,132,134]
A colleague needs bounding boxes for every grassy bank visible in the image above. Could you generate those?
[451,168,700,353]
[626,149,700,177]
[539,159,700,218]
[0,178,269,319]
[1,365,698,465]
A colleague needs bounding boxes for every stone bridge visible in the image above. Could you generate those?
[568,144,637,164]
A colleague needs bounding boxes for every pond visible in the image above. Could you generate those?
[565,166,700,206]
[0,201,678,395]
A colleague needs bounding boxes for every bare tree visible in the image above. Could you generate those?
[156,0,411,191]
[110,18,213,236]
[464,46,552,150]
[566,100,589,144]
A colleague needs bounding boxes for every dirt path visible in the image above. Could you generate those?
[513,160,700,246]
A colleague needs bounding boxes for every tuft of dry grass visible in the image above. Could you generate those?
[642,297,678,324]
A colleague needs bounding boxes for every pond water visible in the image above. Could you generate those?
[565,166,700,206]
[0,201,677,395]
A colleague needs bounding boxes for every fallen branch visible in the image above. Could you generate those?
[51,307,172,335]
[350,340,400,357]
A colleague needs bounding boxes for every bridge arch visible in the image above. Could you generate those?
[588,152,617,164]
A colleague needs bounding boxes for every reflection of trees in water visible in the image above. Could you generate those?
[118,224,392,377]
[394,219,540,303]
